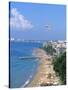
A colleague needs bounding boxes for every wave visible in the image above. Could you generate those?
[22,75,32,87]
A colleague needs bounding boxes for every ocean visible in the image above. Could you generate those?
[10,41,42,88]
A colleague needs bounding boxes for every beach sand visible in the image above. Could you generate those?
[28,48,60,87]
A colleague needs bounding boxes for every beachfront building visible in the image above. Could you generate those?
[43,40,66,56]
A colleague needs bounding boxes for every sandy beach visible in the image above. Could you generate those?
[28,48,60,87]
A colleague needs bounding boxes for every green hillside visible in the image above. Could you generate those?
[53,52,66,84]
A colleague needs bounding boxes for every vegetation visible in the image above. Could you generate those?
[43,44,56,55]
[53,52,66,84]
[42,43,66,84]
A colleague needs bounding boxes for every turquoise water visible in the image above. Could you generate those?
[10,41,42,88]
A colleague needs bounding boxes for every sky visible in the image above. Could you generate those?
[9,2,66,40]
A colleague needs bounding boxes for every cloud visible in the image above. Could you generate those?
[10,8,33,30]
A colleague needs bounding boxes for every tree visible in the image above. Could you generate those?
[43,44,56,55]
[53,52,66,84]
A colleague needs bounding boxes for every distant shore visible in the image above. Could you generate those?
[28,48,60,87]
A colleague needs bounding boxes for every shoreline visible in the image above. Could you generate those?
[28,48,60,87]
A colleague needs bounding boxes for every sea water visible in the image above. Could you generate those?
[10,41,42,88]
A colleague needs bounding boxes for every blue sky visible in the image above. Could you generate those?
[10,2,66,40]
